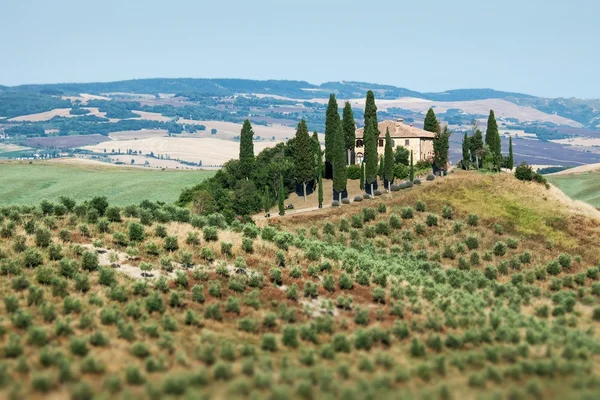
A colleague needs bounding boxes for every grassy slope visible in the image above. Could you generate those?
[547,172,600,208]
[0,161,214,205]
[0,171,599,399]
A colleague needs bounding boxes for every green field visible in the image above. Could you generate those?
[0,161,214,205]
[547,171,600,207]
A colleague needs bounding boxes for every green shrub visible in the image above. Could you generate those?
[203,226,218,242]
[426,214,438,227]
[401,207,414,219]
[493,242,507,256]
[261,334,277,352]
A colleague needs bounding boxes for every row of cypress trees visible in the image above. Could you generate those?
[461,110,514,171]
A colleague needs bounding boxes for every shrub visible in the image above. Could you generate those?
[70,337,89,356]
[442,206,453,219]
[128,222,145,242]
[546,261,561,276]
[81,251,99,271]
[261,334,277,352]
[493,242,507,256]
[401,207,414,219]
[415,201,426,212]
[163,236,179,252]
[23,248,43,268]
[558,253,572,269]
[203,226,218,242]
[426,214,438,227]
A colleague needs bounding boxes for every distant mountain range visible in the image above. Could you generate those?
[1,78,599,128]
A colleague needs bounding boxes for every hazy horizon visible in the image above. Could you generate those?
[1,0,598,98]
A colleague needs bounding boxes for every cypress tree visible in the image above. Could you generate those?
[423,108,440,134]
[486,110,501,169]
[359,162,365,191]
[364,90,378,131]
[409,150,414,181]
[293,120,315,201]
[239,119,255,176]
[263,186,271,216]
[318,173,323,209]
[470,129,484,169]
[383,127,395,190]
[312,131,322,179]
[462,132,471,169]
[342,102,356,165]
[433,125,451,173]
[364,119,379,194]
[324,94,340,176]
[332,122,347,203]
[508,136,514,170]
[278,175,285,216]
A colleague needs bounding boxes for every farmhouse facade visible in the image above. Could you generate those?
[354,118,435,164]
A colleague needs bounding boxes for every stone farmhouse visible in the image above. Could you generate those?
[354,118,435,165]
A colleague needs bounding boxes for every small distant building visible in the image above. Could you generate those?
[354,118,435,165]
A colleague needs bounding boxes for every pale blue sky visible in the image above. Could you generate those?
[0,0,597,98]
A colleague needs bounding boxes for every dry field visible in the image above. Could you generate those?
[176,120,298,141]
[108,130,169,140]
[0,144,30,153]
[255,94,581,127]
[548,163,600,176]
[552,137,600,147]
[7,107,112,122]
[82,137,283,165]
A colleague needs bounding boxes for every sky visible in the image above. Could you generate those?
[0,0,598,98]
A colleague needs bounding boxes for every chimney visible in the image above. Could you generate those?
[395,118,404,125]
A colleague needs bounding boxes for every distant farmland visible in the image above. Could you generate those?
[24,134,111,148]
[547,171,600,207]
[0,160,214,205]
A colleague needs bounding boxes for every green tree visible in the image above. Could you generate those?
[508,136,514,170]
[383,127,395,190]
[433,125,451,172]
[342,102,356,165]
[485,110,502,169]
[359,162,365,191]
[318,173,323,209]
[423,108,440,134]
[278,174,285,216]
[239,119,255,176]
[394,146,409,165]
[332,123,348,203]
[324,94,340,169]
[462,132,471,169]
[364,90,378,132]
[312,131,322,179]
[263,186,271,216]
[469,124,484,169]
[364,119,379,194]
[293,120,315,201]
[409,150,414,181]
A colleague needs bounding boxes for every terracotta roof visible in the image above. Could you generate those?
[356,120,435,139]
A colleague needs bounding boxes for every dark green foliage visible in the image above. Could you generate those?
[342,101,356,163]
[433,125,451,171]
[508,136,514,169]
[364,119,379,190]
[239,119,255,176]
[325,94,340,163]
[423,108,440,134]
[81,251,99,271]
[332,121,348,198]
[278,174,285,216]
[485,110,502,168]
[383,128,395,188]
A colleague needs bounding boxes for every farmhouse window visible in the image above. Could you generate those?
[378,139,384,147]
[356,139,364,147]
[405,139,410,146]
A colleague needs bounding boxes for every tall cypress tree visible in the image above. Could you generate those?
[359,162,365,191]
[263,186,271,216]
[364,90,378,131]
[383,127,395,190]
[278,174,285,216]
[342,102,356,165]
[293,120,314,201]
[462,132,471,169]
[324,94,339,177]
[239,119,255,176]
[486,110,501,169]
[312,131,322,179]
[508,136,514,170]
[470,129,484,169]
[423,108,440,134]
[433,125,451,172]
[332,123,347,203]
[409,150,414,181]
[317,173,323,209]
[364,119,379,194]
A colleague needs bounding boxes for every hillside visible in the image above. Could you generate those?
[547,168,600,208]
[0,171,599,399]
[2,78,598,128]
[0,160,214,205]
